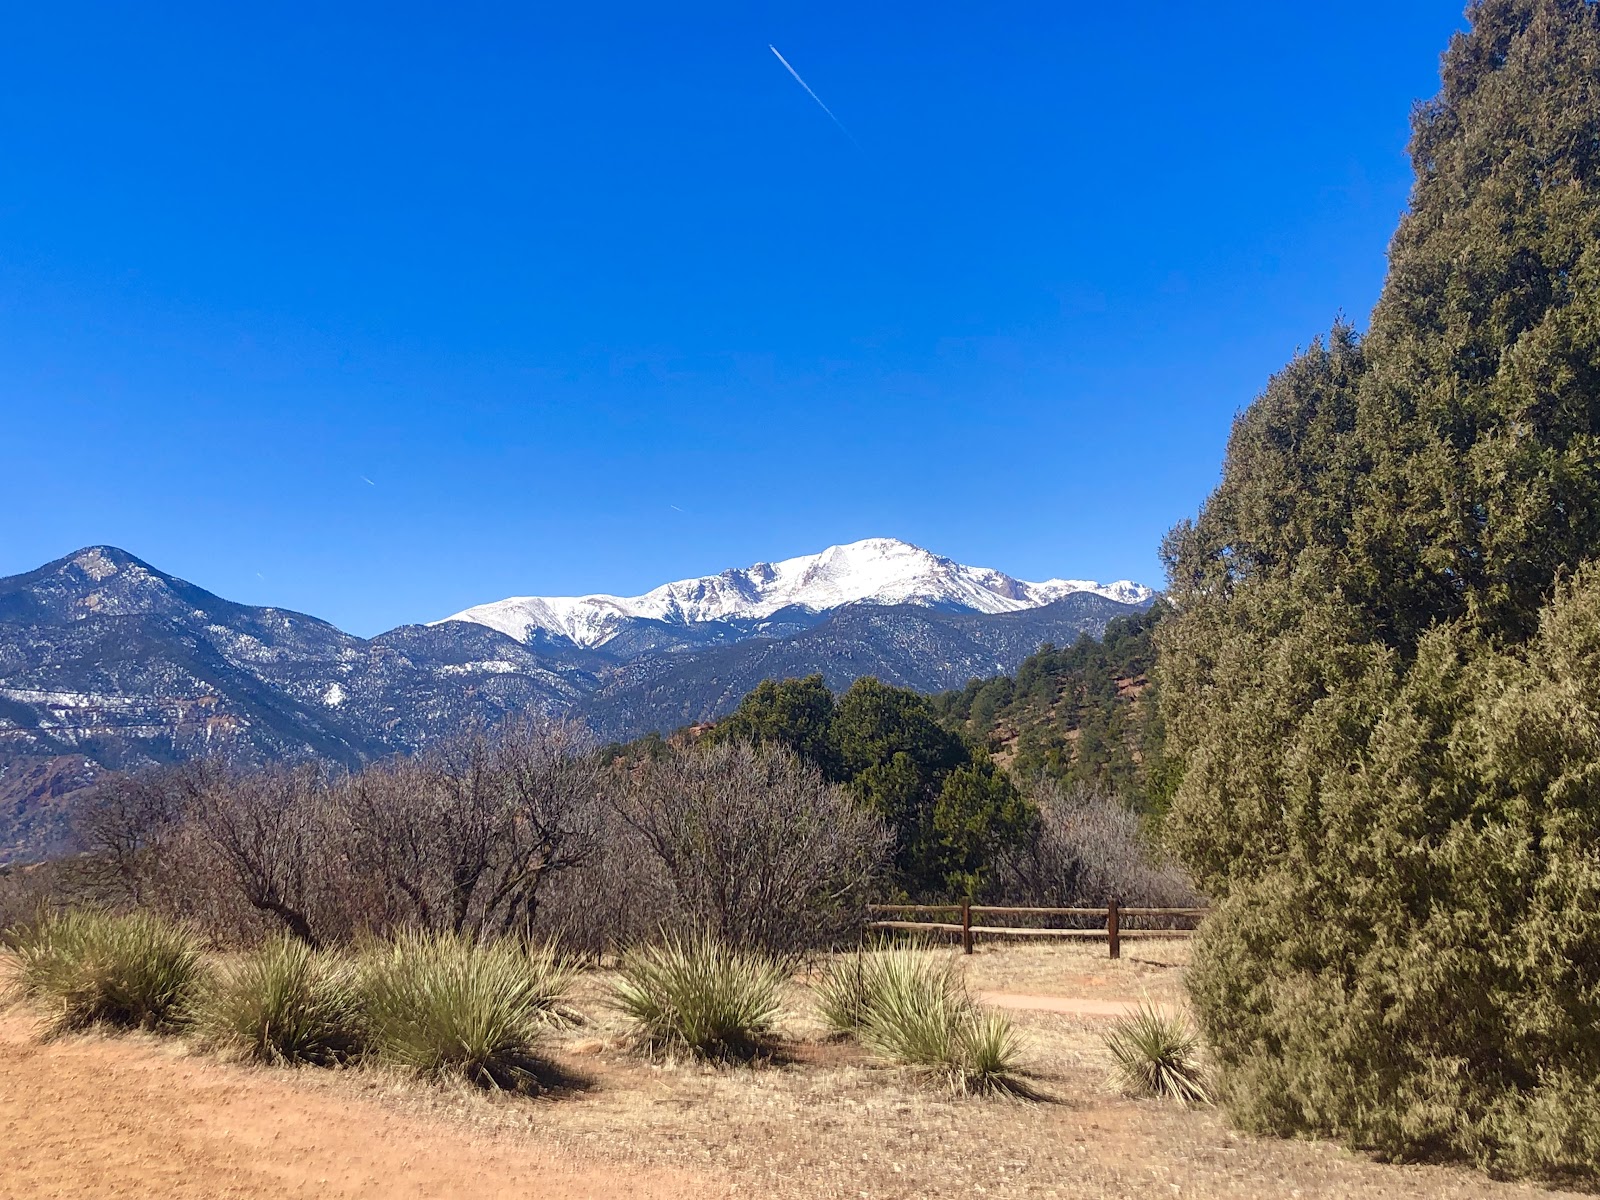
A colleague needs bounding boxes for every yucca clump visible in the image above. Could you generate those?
[1104,1001,1209,1105]
[360,931,572,1091]
[820,945,1027,1096]
[199,935,364,1066]
[610,933,787,1061]
[4,908,204,1035]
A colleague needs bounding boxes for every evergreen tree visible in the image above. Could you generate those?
[704,674,842,779]
[1158,1,1600,1175]
[706,673,1035,895]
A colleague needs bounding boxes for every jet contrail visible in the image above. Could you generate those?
[768,44,861,150]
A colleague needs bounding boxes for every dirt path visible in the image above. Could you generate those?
[0,1014,721,1200]
[976,991,1183,1018]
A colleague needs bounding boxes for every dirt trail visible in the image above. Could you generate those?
[976,992,1173,1018]
[0,1014,721,1200]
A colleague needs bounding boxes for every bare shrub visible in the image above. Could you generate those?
[188,763,360,946]
[616,741,890,953]
[992,778,1199,909]
[342,718,606,940]
[0,859,76,933]
[71,762,218,909]
[529,802,674,956]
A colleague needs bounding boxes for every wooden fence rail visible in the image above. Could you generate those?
[864,900,1208,959]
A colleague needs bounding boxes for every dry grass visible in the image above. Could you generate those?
[4,937,1570,1199]
[298,943,1562,1200]
[955,935,1195,1004]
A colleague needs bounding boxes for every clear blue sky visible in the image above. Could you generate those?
[2,2,1467,635]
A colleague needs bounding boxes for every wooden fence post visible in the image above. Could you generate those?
[961,901,973,955]
[1107,897,1120,960]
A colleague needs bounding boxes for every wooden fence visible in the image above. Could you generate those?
[865,900,1208,959]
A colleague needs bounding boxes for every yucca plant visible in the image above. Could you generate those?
[823,944,1028,1096]
[813,943,908,1034]
[610,932,787,1061]
[954,1008,1027,1097]
[1104,1001,1210,1105]
[4,908,204,1035]
[360,930,570,1091]
[856,948,1026,1096]
[199,935,363,1066]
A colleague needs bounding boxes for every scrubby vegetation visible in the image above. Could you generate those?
[1156,0,1600,1178]
[815,944,1027,1096]
[3,908,204,1035]
[1103,1001,1208,1106]
[989,778,1198,910]
[706,675,1035,896]
[609,932,787,1061]
[199,934,364,1066]
[359,930,572,1091]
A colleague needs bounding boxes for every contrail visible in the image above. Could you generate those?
[768,45,861,150]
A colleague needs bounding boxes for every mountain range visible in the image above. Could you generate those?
[0,538,1152,862]
[442,538,1150,649]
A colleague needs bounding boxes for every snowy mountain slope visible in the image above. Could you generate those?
[437,538,1154,648]
[0,542,1153,862]
[575,592,1143,741]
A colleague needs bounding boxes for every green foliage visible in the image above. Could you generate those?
[704,674,841,778]
[1156,1,1600,1177]
[199,934,363,1066]
[359,931,571,1091]
[4,908,204,1035]
[1103,1002,1209,1105]
[934,605,1173,814]
[834,678,1030,894]
[694,674,1034,896]
[820,944,1027,1096]
[931,762,1036,897]
[609,932,788,1061]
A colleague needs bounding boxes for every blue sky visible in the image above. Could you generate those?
[2,2,1467,636]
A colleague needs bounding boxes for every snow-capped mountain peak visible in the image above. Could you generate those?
[434,538,1154,649]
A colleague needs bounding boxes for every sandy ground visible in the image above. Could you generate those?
[0,938,1577,1200]
[0,1012,718,1200]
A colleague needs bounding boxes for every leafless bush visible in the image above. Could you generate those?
[615,740,890,953]
[530,802,674,956]
[343,717,607,940]
[0,859,73,936]
[991,778,1199,910]
[71,762,218,909]
[189,763,351,947]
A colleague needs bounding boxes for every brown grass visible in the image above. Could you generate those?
[2,938,1571,1199]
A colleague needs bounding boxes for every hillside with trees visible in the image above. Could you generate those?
[1157,0,1600,1178]
[933,604,1172,814]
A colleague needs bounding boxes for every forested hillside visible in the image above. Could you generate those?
[933,604,1171,812]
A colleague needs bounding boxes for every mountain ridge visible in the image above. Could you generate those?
[436,537,1153,648]
[0,541,1152,863]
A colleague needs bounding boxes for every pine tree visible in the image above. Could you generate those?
[1157,0,1600,1176]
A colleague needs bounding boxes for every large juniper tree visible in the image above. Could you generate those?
[1157,0,1600,1176]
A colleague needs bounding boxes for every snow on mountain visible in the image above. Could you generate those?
[435,538,1155,649]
